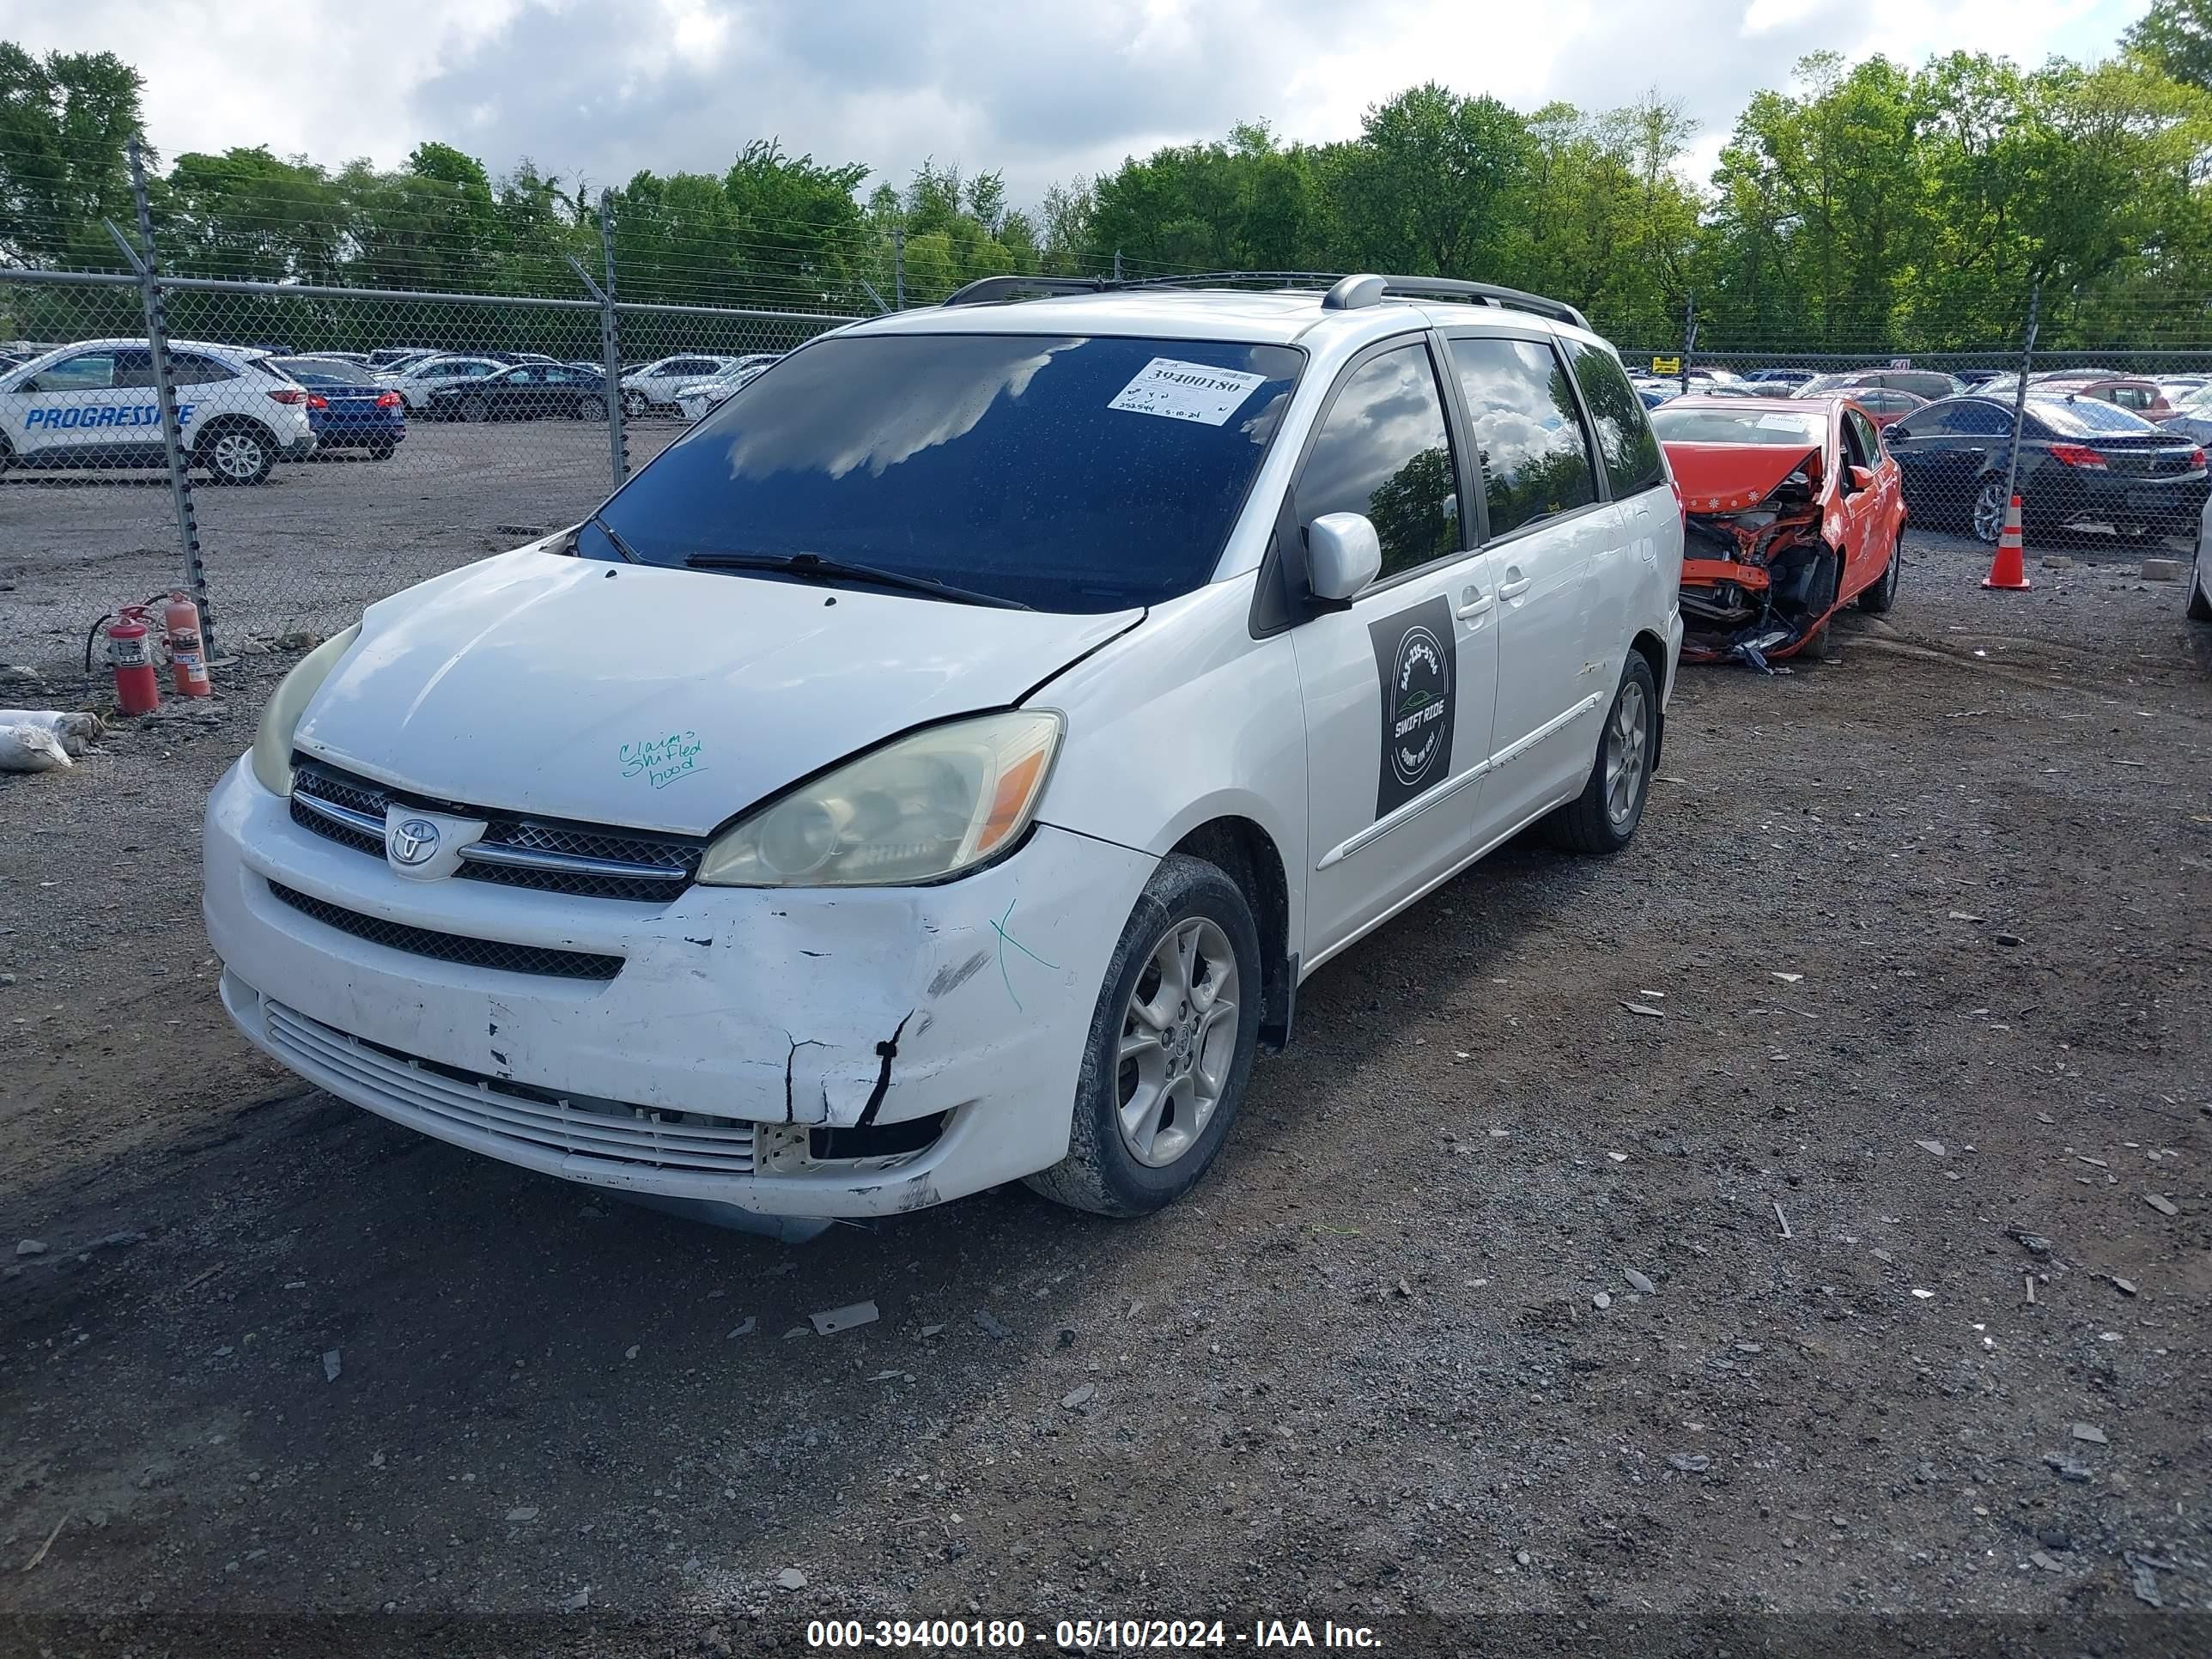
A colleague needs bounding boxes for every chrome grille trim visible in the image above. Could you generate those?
[263,1000,757,1175]
[290,757,705,901]
[458,841,689,884]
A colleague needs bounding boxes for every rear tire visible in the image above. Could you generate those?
[1024,854,1261,1218]
[1857,529,1901,613]
[197,421,275,486]
[1970,479,2007,544]
[623,390,647,418]
[1546,654,1657,855]
[459,396,490,424]
[575,394,605,421]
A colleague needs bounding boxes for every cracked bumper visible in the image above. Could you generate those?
[204,757,1156,1219]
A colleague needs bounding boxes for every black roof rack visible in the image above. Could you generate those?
[941,274,1111,306]
[935,268,1589,332]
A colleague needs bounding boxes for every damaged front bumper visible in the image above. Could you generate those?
[1679,468,1841,667]
[204,757,1155,1225]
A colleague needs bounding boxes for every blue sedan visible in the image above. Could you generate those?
[269,356,407,460]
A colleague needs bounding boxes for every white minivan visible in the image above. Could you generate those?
[204,274,1684,1238]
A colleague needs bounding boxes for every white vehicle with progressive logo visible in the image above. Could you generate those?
[0,338,316,484]
[204,273,1683,1238]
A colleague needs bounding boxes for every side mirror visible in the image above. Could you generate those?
[1848,465,1876,493]
[1306,513,1382,604]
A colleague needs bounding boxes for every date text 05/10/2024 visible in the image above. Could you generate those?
[803,1618,1383,1650]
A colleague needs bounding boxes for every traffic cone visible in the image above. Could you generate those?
[1982,494,2031,590]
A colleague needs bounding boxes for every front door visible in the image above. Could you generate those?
[1291,336,1502,966]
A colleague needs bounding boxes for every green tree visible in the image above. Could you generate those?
[2126,0,2212,93]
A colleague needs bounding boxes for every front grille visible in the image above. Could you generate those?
[262,1000,755,1175]
[267,881,623,980]
[291,758,703,902]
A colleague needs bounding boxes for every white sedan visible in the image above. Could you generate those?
[674,355,781,422]
[204,274,1682,1238]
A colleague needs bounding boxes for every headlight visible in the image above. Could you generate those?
[698,711,1063,887]
[249,624,361,796]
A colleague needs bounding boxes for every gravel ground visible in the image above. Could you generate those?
[0,522,2208,1658]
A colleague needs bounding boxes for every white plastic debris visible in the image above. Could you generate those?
[809,1300,879,1336]
[0,710,101,757]
[0,724,71,773]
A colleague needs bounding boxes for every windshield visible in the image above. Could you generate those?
[580,332,1304,612]
[1650,405,1825,447]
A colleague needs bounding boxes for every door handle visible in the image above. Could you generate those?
[1498,573,1533,600]
[1454,584,1492,618]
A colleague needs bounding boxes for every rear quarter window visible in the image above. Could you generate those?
[1564,341,1665,496]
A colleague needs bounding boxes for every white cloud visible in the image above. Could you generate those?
[3,0,2157,204]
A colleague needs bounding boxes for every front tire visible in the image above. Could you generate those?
[574,394,606,421]
[198,422,274,486]
[1970,479,2007,544]
[1857,527,1902,613]
[1024,854,1261,1218]
[459,396,491,424]
[2188,535,2212,623]
[622,390,647,418]
[1546,653,1657,855]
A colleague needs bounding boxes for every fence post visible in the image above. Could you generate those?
[111,138,216,657]
[1679,291,1697,399]
[569,191,626,491]
[2001,278,2040,517]
[892,226,905,310]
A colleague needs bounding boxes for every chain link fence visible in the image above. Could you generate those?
[4,147,2209,700]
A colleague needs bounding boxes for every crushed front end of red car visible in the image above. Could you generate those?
[1669,441,1845,668]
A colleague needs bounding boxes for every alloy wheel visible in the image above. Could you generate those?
[1115,916,1239,1170]
[1604,679,1649,828]
[1972,482,2007,544]
[212,430,266,482]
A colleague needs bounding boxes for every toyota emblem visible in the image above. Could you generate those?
[387,817,441,867]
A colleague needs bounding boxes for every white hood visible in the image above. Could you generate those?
[295,548,1140,835]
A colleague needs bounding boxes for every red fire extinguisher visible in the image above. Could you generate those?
[163,591,211,697]
[106,607,161,715]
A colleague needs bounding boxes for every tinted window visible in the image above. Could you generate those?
[1294,343,1461,581]
[1565,341,1665,497]
[28,352,113,392]
[167,353,239,386]
[586,332,1303,613]
[1449,336,1599,537]
[111,347,157,390]
[2030,397,2158,435]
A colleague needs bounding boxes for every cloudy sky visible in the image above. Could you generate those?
[2,0,2153,205]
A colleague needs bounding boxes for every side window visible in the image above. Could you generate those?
[1954,402,2010,436]
[167,353,239,387]
[111,348,157,390]
[1294,342,1462,583]
[1449,336,1599,538]
[27,352,114,393]
[1565,340,1664,498]
[1843,410,1881,469]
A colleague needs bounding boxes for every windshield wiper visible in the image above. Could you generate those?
[587,512,641,563]
[681,550,1032,611]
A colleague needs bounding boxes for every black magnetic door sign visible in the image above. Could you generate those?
[1368,594,1456,819]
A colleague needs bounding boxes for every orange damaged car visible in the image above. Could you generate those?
[1651,396,1907,667]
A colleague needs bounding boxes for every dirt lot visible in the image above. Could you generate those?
[0,418,686,653]
[0,509,2208,1656]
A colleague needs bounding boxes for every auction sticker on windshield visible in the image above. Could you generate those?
[1108,357,1268,425]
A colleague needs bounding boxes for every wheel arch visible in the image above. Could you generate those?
[1168,816,1295,1053]
[1627,627,1668,769]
